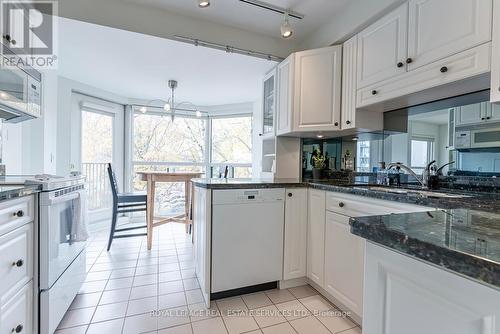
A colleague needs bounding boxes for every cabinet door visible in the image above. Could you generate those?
[324,212,364,318]
[262,69,276,137]
[455,103,484,126]
[276,55,294,136]
[492,0,500,103]
[357,3,408,88]
[408,0,492,71]
[447,108,456,149]
[293,46,342,132]
[0,281,33,334]
[484,102,500,122]
[283,188,307,280]
[307,189,325,287]
[341,36,357,130]
[193,187,211,307]
[363,243,500,334]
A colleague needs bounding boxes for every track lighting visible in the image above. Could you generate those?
[163,103,171,111]
[280,12,293,39]
[198,0,210,8]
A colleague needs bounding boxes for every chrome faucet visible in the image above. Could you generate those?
[387,162,428,188]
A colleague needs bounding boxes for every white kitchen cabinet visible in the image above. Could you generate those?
[283,188,307,280]
[0,281,33,334]
[261,68,277,138]
[193,186,211,307]
[455,102,485,126]
[306,189,326,287]
[324,212,364,318]
[484,102,500,122]
[293,46,342,133]
[363,242,500,334]
[342,36,357,130]
[492,0,500,103]
[447,108,456,149]
[357,3,408,89]
[276,55,293,136]
[407,0,492,71]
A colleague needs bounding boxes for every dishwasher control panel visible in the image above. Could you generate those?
[212,188,285,205]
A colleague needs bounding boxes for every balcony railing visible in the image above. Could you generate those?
[82,162,112,211]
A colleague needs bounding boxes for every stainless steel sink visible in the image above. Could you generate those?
[367,187,471,199]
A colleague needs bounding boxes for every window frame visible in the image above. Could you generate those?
[410,136,435,172]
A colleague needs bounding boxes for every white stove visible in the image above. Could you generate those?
[0,174,86,191]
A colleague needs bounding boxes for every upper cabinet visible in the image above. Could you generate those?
[356,0,493,109]
[491,0,500,103]
[276,46,342,136]
[261,69,277,138]
[357,3,408,88]
[408,0,492,71]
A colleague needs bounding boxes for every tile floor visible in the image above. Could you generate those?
[55,223,362,334]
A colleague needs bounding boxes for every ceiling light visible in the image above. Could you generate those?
[139,106,147,113]
[281,13,293,39]
[163,103,171,111]
[198,0,210,8]
[352,137,359,141]
[316,134,324,139]
[196,110,202,118]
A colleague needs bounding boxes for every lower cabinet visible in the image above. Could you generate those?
[324,212,364,318]
[0,281,33,334]
[193,186,211,307]
[363,242,500,334]
[491,0,500,103]
[283,188,308,280]
[306,189,326,287]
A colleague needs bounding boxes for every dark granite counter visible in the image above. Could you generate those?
[192,178,307,189]
[0,185,40,201]
[351,209,500,289]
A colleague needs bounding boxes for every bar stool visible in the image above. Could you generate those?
[107,163,147,251]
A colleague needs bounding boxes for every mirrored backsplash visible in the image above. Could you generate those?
[302,90,500,190]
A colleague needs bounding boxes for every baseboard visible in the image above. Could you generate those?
[279,277,307,289]
[307,279,362,326]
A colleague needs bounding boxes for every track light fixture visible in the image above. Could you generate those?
[198,0,210,8]
[280,12,293,39]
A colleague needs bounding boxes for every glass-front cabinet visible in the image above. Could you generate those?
[262,69,276,137]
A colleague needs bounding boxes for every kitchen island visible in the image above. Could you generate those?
[192,178,500,330]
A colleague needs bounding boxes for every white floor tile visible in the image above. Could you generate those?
[105,277,134,290]
[288,285,318,299]
[110,268,136,279]
[100,288,131,305]
[133,274,158,287]
[275,299,310,321]
[159,292,187,309]
[54,325,88,334]
[85,271,111,282]
[86,318,124,334]
[58,307,95,329]
[182,278,200,291]
[192,317,228,334]
[159,280,185,295]
[241,292,273,310]
[79,280,107,294]
[160,271,183,283]
[261,322,296,334]
[316,310,357,334]
[92,301,128,322]
[185,289,204,305]
[158,323,193,334]
[188,302,220,323]
[298,295,333,314]
[289,316,330,334]
[252,305,286,328]
[222,314,259,334]
[216,297,248,316]
[123,313,158,334]
[157,306,191,330]
[130,284,159,300]
[127,296,159,316]
[264,290,296,305]
[70,292,102,310]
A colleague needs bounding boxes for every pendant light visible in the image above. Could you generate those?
[280,12,293,39]
[198,0,210,8]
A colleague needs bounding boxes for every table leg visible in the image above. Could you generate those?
[191,181,195,244]
[147,179,155,250]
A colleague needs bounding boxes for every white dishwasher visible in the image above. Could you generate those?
[211,188,285,294]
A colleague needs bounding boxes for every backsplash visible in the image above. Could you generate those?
[302,90,500,190]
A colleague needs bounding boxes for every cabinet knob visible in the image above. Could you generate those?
[12,259,24,267]
[487,117,491,120]
[440,66,448,73]
[338,202,345,208]
[334,122,339,126]
[406,58,413,64]
[13,210,24,217]
[4,34,11,41]
[12,324,23,333]
[287,193,292,197]
[482,117,486,120]
[258,133,262,137]
[10,39,16,45]
[346,120,351,125]
[372,90,378,95]
[397,62,404,68]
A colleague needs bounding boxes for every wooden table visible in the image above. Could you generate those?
[137,171,203,250]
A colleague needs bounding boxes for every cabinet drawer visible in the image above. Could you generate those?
[0,196,35,237]
[326,192,430,217]
[0,223,33,302]
[0,281,33,334]
[357,43,491,108]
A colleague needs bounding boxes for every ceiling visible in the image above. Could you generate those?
[409,109,449,125]
[119,0,352,42]
[58,17,276,106]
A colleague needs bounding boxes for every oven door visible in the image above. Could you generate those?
[39,190,87,290]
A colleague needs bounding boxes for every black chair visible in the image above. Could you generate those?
[107,163,148,251]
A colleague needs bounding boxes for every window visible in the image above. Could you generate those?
[411,138,434,173]
[131,108,253,215]
[211,116,252,178]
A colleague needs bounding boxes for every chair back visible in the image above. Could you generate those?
[107,163,119,200]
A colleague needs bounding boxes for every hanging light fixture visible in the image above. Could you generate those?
[139,79,206,121]
[198,0,210,8]
[280,12,293,39]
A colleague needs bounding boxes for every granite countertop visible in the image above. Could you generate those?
[351,209,500,289]
[0,185,41,201]
[191,178,307,189]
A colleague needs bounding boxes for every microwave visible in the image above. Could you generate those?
[0,55,42,123]
[455,127,500,150]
